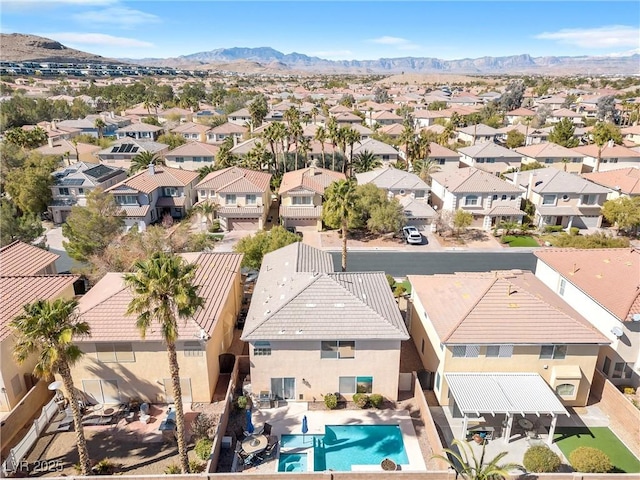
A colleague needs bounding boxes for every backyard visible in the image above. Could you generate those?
[501,235,540,247]
[554,427,640,473]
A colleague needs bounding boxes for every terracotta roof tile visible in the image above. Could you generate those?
[279,167,345,195]
[431,167,522,194]
[0,241,59,276]
[107,165,199,194]
[582,167,640,195]
[196,166,271,192]
[166,142,219,157]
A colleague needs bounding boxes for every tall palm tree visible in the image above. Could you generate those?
[343,127,361,178]
[298,135,311,168]
[11,299,92,476]
[94,117,106,139]
[124,252,204,474]
[129,151,164,175]
[413,158,441,185]
[327,117,339,171]
[194,200,219,231]
[197,164,217,180]
[314,126,328,168]
[353,150,381,173]
[323,179,359,272]
[399,123,416,171]
[432,439,523,480]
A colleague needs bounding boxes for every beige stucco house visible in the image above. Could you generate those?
[582,167,640,199]
[164,141,219,171]
[241,243,409,402]
[69,252,243,405]
[515,142,586,174]
[458,143,521,176]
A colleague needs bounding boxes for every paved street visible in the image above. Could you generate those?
[330,251,537,277]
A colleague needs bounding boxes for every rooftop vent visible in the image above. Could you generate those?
[611,326,624,338]
[632,313,640,322]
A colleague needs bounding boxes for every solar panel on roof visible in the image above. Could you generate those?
[111,146,120,153]
[61,178,85,186]
[131,147,139,153]
[124,144,134,153]
[85,164,112,179]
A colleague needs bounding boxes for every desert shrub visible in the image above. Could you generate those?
[209,220,221,232]
[353,393,369,409]
[622,386,636,395]
[543,232,629,248]
[164,463,181,474]
[192,412,217,440]
[569,227,580,236]
[236,395,248,410]
[569,446,612,473]
[386,274,396,289]
[369,393,384,408]
[523,445,562,473]
[544,225,564,233]
[324,393,338,410]
[189,460,206,473]
[393,284,407,297]
[93,458,118,475]
[195,438,213,461]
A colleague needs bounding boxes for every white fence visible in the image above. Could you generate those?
[2,397,58,475]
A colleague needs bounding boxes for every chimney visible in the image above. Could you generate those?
[148,163,155,175]
[47,136,53,148]
[527,172,534,199]
[110,111,115,119]
[50,120,57,131]
[607,139,614,148]
[513,170,519,188]
[309,166,316,176]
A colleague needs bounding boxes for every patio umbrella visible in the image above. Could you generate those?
[245,409,255,435]
[302,415,308,443]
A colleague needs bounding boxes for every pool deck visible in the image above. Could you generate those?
[243,402,427,473]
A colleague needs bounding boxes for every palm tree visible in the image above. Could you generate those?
[314,126,328,168]
[353,150,381,173]
[197,164,217,180]
[327,117,339,171]
[11,299,92,475]
[129,151,164,175]
[124,252,205,474]
[194,200,219,231]
[323,179,359,272]
[399,123,416,171]
[412,158,441,185]
[298,135,311,168]
[432,439,523,480]
[94,117,106,139]
[343,127,361,178]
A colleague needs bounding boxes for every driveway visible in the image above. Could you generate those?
[45,226,86,273]
[215,230,257,252]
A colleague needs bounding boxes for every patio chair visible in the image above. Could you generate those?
[263,422,272,436]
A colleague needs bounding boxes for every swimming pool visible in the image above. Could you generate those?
[279,424,408,472]
[278,453,308,472]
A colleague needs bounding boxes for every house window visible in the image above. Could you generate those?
[612,362,633,379]
[501,195,507,200]
[96,343,135,362]
[253,341,271,356]
[10,374,23,397]
[486,345,513,358]
[78,188,84,194]
[602,357,611,376]
[321,341,355,359]
[571,158,581,163]
[558,279,566,296]
[292,196,312,205]
[225,194,237,205]
[339,376,373,394]
[452,345,480,358]
[115,195,137,205]
[199,190,207,198]
[464,195,479,206]
[486,158,495,163]
[246,194,257,205]
[421,338,425,355]
[193,156,203,162]
[476,158,485,163]
[540,344,567,360]
[435,158,446,165]
[184,341,203,357]
[609,158,618,163]
[59,187,70,195]
[382,155,389,161]
[542,194,556,205]
[556,384,575,396]
[163,187,178,197]
[175,157,184,163]
[544,158,554,164]
[435,371,441,390]
[492,194,498,200]
[415,190,425,198]
[581,194,597,205]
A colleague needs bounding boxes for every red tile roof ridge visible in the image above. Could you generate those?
[441,276,497,342]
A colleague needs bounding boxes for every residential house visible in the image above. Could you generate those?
[352,139,400,165]
[427,142,462,171]
[414,110,449,128]
[356,166,436,228]
[582,167,640,199]
[506,167,609,230]
[57,113,130,138]
[496,124,552,146]
[505,107,537,126]
[164,142,219,171]
[97,139,169,171]
[377,123,405,140]
[171,122,212,143]
[49,162,127,224]
[241,243,409,402]
[534,248,640,387]
[279,167,345,231]
[407,270,608,417]
[430,168,525,230]
[307,140,338,168]
[572,142,640,172]
[535,96,567,110]
[621,125,640,146]
[105,164,199,230]
[227,108,252,126]
[35,138,101,163]
[115,122,163,141]
[229,138,262,157]
[515,142,586,174]
[456,124,500,144]
[206,122,247,145]
[447,95,482,107]
[157,107,192,124]
[547,108,584,126]
[0,240,59,276]
[367,110,403,127]
[458,143,521,176]
[196,167,272,231]
[69,253,243,404]
[333,112,362,125]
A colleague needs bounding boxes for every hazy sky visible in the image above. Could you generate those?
[2,0,639,60]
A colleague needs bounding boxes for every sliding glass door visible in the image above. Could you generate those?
[270,377,295,400]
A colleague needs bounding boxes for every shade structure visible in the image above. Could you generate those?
[245,409,254,434]
[302,415,308,442]
[48,381,63,391]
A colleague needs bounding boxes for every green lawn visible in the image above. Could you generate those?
[399,280,412,295]
[554,427,640,473]
[502,235,539,247]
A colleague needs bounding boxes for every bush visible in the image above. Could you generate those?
[209,220,221,232]
[543,232,629,249]
[622,386,636,395]
[189,460,206,473]
[324,393,338,410]
[192,412,217,440]
[523,445,562,473]
[569,446,612,473]
[164,463,181,474]
[236,395,248,410]
[544,225,564,233]
[92,458,118,475]
[393,284,407,297]
[386,274,396,289]
[195,438,213,461]
[369,393,384,408]
[569,227,580,236]
[353,393,369,409]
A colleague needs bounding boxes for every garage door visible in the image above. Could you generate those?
[286,218,317,228]
[227,219,259,230]
[406,218,430,229]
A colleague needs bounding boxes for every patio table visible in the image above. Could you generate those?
[518,418,534,430]
[242,434,268,454]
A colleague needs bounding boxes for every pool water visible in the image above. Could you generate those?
[280,424,408,472]
[278,453,307,472]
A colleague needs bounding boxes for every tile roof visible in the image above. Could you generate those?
[550,108,581,118]
[279,205,323,218]
[399,197,437,219]
[352,139,399,156]
[228,108,251,117]
[114,205,150,217]
[487,205,526,216]
[77,253,242,342]
[171,122,211,134]
[458,142,519,159]
[209,122,248,134]
[356,166,430,191]
[572,143,640,159]
[166,141,219,157]
[507,108,537,116]
[1,275,79,341]
[428,142,459,157]
[230,138,260,155]
[458,124,500,136]
[409,270,607,345]
[431,167,523,194]
[279,167,345,195]
[107,165,199,194]
[0,241,59,276]
[508,168,609,194]
[217,206,264,217]
[117,123,162,133]
[515,142,586,159]
[582,167,640,195]
[196,166,271,193]
[534,248,640,321]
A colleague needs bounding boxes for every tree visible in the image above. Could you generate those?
[338,93,355,108]
[412,158,441,185]
[157,133,187,150]
[505,129,526,148]
[94,117,106,139]
[4,152,58,215]
[602,197,640,234]
[548,118,578,148]
[124,253,203,473]
[453,209,473,236]
[372,87,389,103]
[367,199,406,234]
[129,151,164,175]
[233,226,301,269]
[322,179,360,271]
[11,299,92,475]
[62,188,124,261]
[592,122,623,172]
[499,81,525,112]
[314,126,328,168]
[193,201,219,231]
[248,95,268,132]
[432,439,523,480]
[352,150,381,173]
[3,126,48,148]
[0,198,44,247]
[596,95,617,122]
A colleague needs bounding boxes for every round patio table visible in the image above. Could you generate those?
[242,434,268,454]
[518,418,534,430]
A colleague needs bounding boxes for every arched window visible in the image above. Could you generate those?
[465,195,478,206]
[556,383,575,396]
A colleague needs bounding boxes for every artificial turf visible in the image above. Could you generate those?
[501,235,539,247]
[554,427,640,473]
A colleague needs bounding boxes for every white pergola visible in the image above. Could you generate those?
[445,372,570,445]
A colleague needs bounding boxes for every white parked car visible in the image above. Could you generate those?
[402,226,423,245]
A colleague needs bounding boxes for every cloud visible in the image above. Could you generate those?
[535,25,640,49]
[312,50,353,59]
[369,36,420,51]
[72,6,161,29]
[41,32,154,48]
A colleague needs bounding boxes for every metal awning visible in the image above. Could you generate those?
[445,372,569,417]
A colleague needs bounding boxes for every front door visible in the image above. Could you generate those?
[270,377,295,400]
